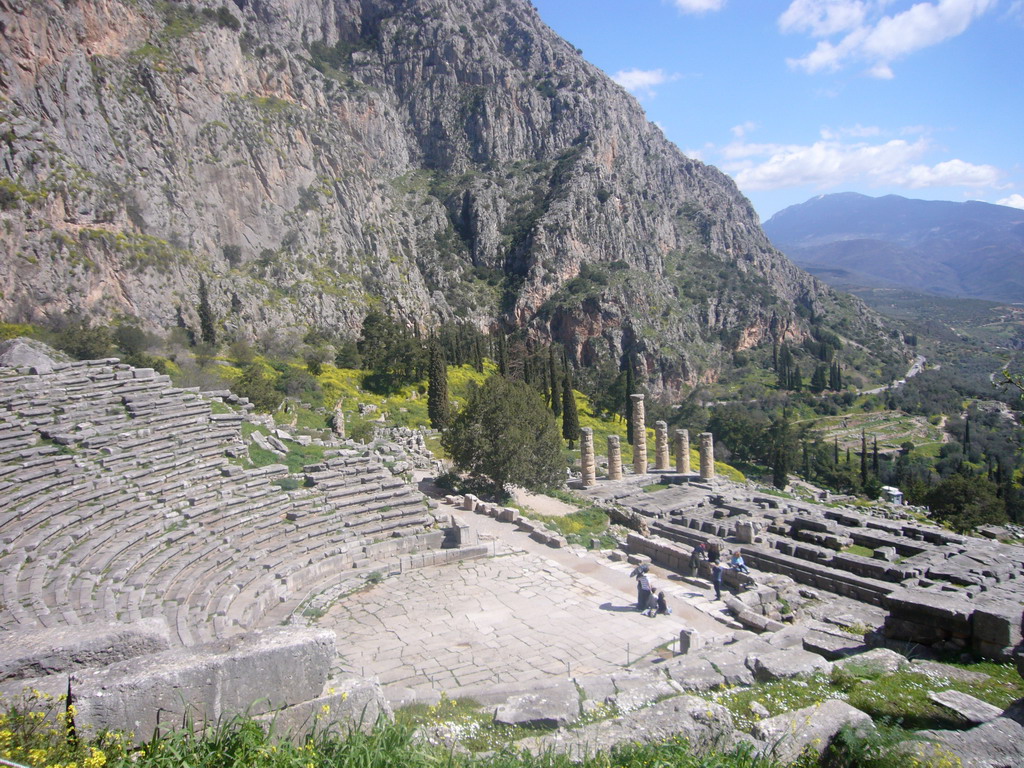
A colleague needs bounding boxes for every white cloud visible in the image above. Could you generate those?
[899,158,1002,188]
[997,193,1024,210]
[783,0,997,77]
[612,68,680,97]
[721,132,1003,192]
[731,121,758,138]
[672,0,726,13]
[779,0,869,37]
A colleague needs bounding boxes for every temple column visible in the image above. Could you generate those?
[699,432,715,480]
[631,394,647,475]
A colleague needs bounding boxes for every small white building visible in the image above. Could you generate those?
[881,485,904,505]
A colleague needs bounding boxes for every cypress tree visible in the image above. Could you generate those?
[872,437,879,474]
[860,431,868,485]
[833,437,839,464]
[549,347,561,419]
[497,333,508,377]
[427,341,450,429]
[624,358,635,437]
[964,415,971,453]
[562,369,580,449]
[810,364,828,393]
[197,276,216,347]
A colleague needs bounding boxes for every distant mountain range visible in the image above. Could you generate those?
[763,193,1024,303]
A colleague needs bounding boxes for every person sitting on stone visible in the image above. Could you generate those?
[730,551,750,574]
[655,590,671,616]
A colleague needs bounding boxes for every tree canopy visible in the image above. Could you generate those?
[441,375,564,497]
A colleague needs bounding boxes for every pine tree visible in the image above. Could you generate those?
[562,369,580,449]
[197,276,216,347]
[427,341,450,430]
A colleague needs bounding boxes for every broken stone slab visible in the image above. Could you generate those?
[746,649,832,682]
[515,695,742,760]
[911,699,1024,768]
[928,690,1003,725]
[911,660,991,685]
[492,678,580,728]
[802,624,869,660]
[0,618,171,682]
[609,678,683,712]
[255,676,392,738]
[833,648,909,676]
[71,628,335,740]
[753,700,872,765]
[662,657,725,691]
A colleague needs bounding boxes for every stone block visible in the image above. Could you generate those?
[610,678,682,712]
[0,619,171,683]
[746,649,832,682]
[256,676,392,738]
[663,658,723,691]
[678,628,702,655]
[462,494,478,511]
[972,601,1024,661]
[71,628,335,740]
[834,648,909,676]
[493,679,580,728]
[753,700,872,764]
[927,690,1003,725]
[802,627,868,661]
[498,507,519,523]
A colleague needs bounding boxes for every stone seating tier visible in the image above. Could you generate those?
[0,356,447,646]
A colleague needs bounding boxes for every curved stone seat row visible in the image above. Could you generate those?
[0,357,440,646]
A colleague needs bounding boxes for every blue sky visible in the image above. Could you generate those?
[531,0,1024,221]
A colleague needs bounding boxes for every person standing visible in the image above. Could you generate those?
[635,566,653,611]
[711,562,724,601]
[688,543,706,574]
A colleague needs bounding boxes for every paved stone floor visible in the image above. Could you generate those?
[325,551,692,694]
[321,500,728,699]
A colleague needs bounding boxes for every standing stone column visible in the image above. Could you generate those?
[607,435,623,481]
[631,394,647,475]
[699,432,715,480]
[675,428,690,474]
[655,421,670,470]
[580,427,596,487]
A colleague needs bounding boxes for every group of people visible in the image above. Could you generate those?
[629,564,671,617]
[629,543,753,615]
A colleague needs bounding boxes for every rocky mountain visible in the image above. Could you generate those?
[0,0,902,395]
[764,193,1024,303]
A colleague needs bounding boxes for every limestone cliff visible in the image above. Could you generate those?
[0,0,901,394]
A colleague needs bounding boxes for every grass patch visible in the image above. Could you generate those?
[642,482,672,493]
[394,695,537,752]
[523,505,610,547]
[841,544,875,558]
[710,661,1024,736]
